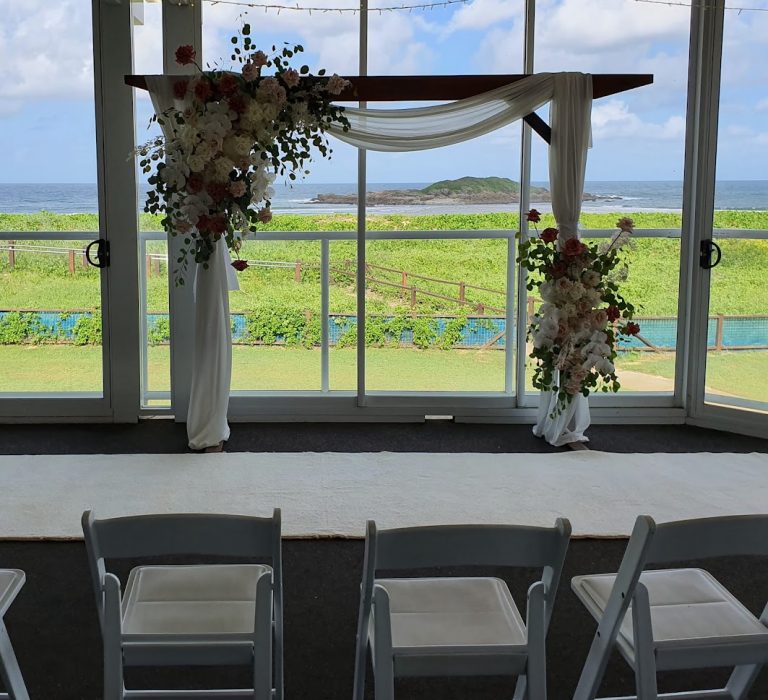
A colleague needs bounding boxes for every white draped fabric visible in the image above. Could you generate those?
[147,76,240,450]
[147,72,593,448]
[532,73,593,446]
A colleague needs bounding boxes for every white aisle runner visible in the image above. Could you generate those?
[0,451,766,539]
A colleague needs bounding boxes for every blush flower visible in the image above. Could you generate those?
[175,45,196,66]
[616,217,635,233]
[282,68,301,88]
[326,74,350,96]
[256,207,273,224]
[229,180,247,198]
[242,62,260,82]
[252,50,269,67]
[562,237,587,258]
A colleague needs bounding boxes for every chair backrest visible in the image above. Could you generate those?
[82,509,281,622]
[647,514,768,564]
[373,520,571,571]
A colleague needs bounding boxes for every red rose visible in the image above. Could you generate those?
[175,45,196,66]
[232,259,249,272]
[228,94,247,114]
[526,209,541,223]
[218,72,239,95]
[207,182,230,203]
[187,173,204,194]
[562,237,587,258]
[606,305,621,322]
[173,79,189,100]
[625,321,640,336]
[209,214,227,235]
[196,214,211,233]
[550,262,568,279]
[540,227,558,244]
[194,79,213,103]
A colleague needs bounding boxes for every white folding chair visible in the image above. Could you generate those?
[83,509,283,700]
[0,570,28,700]
[572,514,768,700]
[352,519,571,700]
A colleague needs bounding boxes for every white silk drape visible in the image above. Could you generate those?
[148,76,239,451]
[147,72,593,448]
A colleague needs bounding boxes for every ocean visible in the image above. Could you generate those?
[0,181,766,215]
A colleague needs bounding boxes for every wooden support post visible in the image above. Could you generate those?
[715,314,725,351]
[68,249,76,275]
[7,241,14,269]
[146,255,152,279]
[295,261,302,283]
[401,271,408,287]
[459,281,466,303]
[410,287,417,308]
[153,257,161,277]
[83,250,89,268]
[477,303,485,316]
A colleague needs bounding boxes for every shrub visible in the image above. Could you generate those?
[72,315,102,345]
[148,317,170,345]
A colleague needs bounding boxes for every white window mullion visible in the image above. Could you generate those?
[162,0,203,421]
[356,0,369,407]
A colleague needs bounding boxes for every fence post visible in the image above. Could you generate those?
[476,303,485,316]
[295,261,302,283]
[7,241,14,269]
[410,286,417,309]
[715,314,725,351]
[68,250,76,275]
[146,255,152,279]
[527,297,535,322]
[459,281,466,303]
[402,271,408,287]
[152,257,161,277]
[82,249,89,268]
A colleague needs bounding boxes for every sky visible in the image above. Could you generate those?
[0,0,766,184]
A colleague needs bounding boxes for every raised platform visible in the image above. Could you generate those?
[1,451,766,539]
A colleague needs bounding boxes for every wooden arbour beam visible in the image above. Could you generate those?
[125,73,653,144]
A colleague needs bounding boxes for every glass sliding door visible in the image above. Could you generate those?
[701,2,768,415]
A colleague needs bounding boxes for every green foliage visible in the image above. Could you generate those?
[0,312,47,344]
[421,176,521,195]
[148,317,171,345]
[243,305,318,349]
[72,315,102,345]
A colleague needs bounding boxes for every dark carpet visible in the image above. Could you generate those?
[0,539,766,699]
[1,421,767,454]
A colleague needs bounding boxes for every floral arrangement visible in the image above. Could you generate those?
[137,25,350,283]
[517,210,639,412]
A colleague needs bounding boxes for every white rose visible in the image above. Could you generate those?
[213,156,235,181]
[187,154,206,172]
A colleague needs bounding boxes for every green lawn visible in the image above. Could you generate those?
[2,345,765,403]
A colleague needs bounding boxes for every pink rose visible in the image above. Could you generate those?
[562,237,587,258]
[282,68,301,88]
[326,73,350,96]
[242,62,260,82]
[253,50,269,67]
[257,207,272,224]
[229,180,247,198]
[616,217,634,233]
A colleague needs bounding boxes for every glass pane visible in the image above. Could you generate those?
[0,1,103,397]
[230,239,321,391]
[705,1,768,411]
[365,237,509,392]
[0,237,103,394]
[329,239,357,391]
[525,2,692,396]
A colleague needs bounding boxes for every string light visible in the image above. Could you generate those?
[632,0,768,11]
[204,0,471,12]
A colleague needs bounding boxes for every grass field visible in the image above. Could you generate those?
[2,345,766,401]
[1,211,766,404]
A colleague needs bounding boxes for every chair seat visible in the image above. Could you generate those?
[374,577,526,655]
[122,564,271,640]
[573,567,768,651]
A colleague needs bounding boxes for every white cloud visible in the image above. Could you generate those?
[443,0,523,34]
[591,100,685,141]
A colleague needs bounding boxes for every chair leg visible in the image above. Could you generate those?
[726,663,765,700]
[0,621,29,700]
[102,637,124,700]
[631,584,658,700]
[526,581,547,700]
[512,674,528,700]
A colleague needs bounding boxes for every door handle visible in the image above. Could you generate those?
[85,239,110,268]
[699,239,722,270]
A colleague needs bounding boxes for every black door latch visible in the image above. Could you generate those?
[699,239,722,270]
[85,239,110,268]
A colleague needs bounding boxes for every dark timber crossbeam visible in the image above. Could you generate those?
[124,73,653,145]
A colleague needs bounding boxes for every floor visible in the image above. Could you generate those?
[1,538,766,699]
[1,420,767,455]
[0,422,766,698]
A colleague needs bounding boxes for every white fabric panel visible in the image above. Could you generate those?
[147,76,238,450]
[328,74,555,152]
[533,73,593,446]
